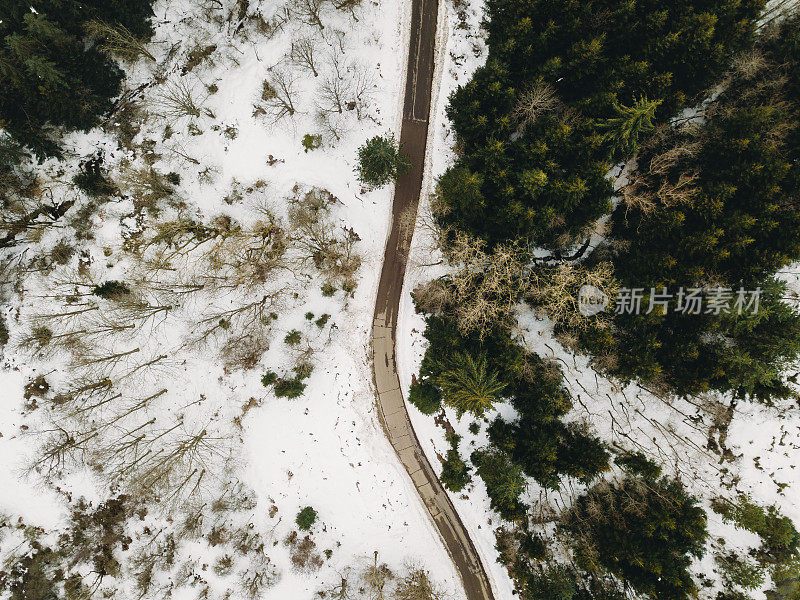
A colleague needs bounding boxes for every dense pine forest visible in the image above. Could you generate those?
[409,1,800,599]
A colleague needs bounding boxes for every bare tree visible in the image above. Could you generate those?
[317,71,351,115]
[155,80,212,120]
[361,552,393,600]
[528,261,618,332]
[84,19,156,62]
[512,82,559,131]
[290,37,320,77]
[424,232,533,338]
[257,70,299,123]
[393,564,445,600]
[315,110,350,142]
[292,0,328,29]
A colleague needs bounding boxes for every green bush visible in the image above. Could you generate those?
[407,381,442,415]
[73,157,116,197]
[295,506,317,531]
[302,133,322,152]
[315,314,330,328]
[440,433,472,492]
[355,133,411,189]
[721,497,800,567]
[0,315,8,349]
[92,280,131,299]
[284,329,302,346]
[274,377,307,399]
[321,283,336,297]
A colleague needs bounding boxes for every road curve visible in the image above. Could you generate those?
[370,0,496,597]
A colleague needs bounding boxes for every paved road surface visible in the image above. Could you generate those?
[370,0,496,597]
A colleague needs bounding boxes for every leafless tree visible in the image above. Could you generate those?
[427,232,533,338]
[361,552,393,600]
[84,19,156,62]
[257,70,299,123]
[155,80,212,120]
[512,82,559,131]
[528,261,618,332]
[292,0,328,29]
[290,37,320,77]
[315,110,350,142]
[393,564,445,600]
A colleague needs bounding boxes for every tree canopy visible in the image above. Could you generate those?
[437,0,765,250]
[0,0,155,156]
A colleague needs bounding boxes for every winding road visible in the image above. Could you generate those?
[370,0,496,597]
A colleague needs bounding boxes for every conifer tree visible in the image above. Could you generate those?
[436,352,506,417]
[355,133,412,189]
[562,475,708,600]
[0,0,155,156]
[599,97,661,159]
[580,15,800,401]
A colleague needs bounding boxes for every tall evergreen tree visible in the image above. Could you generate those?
[436,352,506,417]
[598,97,661,159]
[562,475,708,600]
[0,0,155,156]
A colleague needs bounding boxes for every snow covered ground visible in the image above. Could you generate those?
[0,0,467,596]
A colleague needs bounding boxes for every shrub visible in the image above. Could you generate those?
[315,314,330,328]
[304,312,314,320]
[355,133,411,189]
[0,315,8,349]
[295,506,317,531]
[302,134,322,152]
[294,362,314,380]
[284,329,302,346]
[321,283,336,297]
[440,433,472,492]
[73,158,116,197]
[274,377,307,399]
[408,381,442,415]
[261,371,278,386]
[92,280,131,299]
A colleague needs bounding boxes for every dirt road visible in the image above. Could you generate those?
[370,0,496,597]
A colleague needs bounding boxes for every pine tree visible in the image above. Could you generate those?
[436,352,506,417]
[0,1,156,156]
[562,475,708,600]
[440,0,765,250]
[580,15,800,401]
[355,133,412,189]
[599,97,661,159]
[471,447,527,520]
